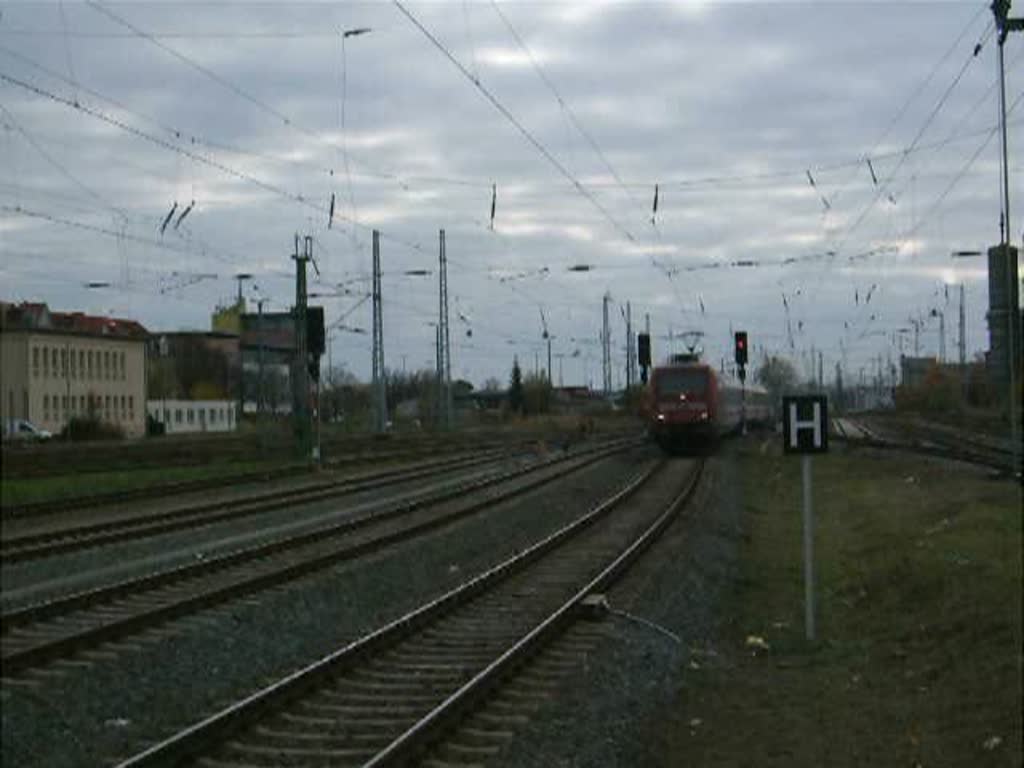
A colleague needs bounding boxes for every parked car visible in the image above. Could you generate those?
[2,419,53,442]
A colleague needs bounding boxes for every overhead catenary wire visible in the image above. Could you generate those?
[488,0,640,210]
[393,0,638,245]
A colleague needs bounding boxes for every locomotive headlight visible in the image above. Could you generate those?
[656,413,666,421]
[698,412,708,421]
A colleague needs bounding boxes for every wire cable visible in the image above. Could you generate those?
[393,0,638,245]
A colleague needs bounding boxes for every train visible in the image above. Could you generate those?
[640,353,774,453]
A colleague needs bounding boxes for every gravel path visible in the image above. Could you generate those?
[487,443,746,768]
[1,446,655,768]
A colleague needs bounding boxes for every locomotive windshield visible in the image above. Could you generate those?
[655,368,708,397]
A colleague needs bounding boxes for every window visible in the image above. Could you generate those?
[103,351,109,379]
[175,409,182,424]
[42,347,49,377]
[87,350,93,378]
[61,395,67,411]
[79,350,84,375]
[163,409,169,423]
[43,394,49,419]
[120,351,126,380]
[32,347,40,377]
[187,409,194,424]
[51,349,58,375]
[70,348,76,378]
[105,395,111,415]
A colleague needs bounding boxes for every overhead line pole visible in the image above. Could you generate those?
[993,0,1022,477]
[372,230,388,433]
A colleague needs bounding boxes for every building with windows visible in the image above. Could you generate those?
[146,399,237,434]
[1,302,149,438]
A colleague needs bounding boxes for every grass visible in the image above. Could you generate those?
[666,440,1022,767]
[0,460,288,508]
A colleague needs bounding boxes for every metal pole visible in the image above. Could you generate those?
[438,229,452,429]
[802,454,816,642]
[293,234,311,460]
[257,299,265,415]
[547,336,552,385]
[997,14,1021,476]
[959,285,966,365]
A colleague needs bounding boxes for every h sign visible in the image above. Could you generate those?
[782,395,828,454]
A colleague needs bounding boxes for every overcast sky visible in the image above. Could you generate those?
[1,1,1020,388]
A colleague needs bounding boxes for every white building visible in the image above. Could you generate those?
[147,399,237,435]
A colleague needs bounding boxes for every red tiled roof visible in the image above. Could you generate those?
[1,301,149,340]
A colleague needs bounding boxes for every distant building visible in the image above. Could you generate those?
[147,399,237,434]
[0,301,149,437]
[899,356,936,389]
[149,331,240,401]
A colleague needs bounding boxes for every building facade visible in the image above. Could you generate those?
[1,302,149,438]
[146,399,237,434]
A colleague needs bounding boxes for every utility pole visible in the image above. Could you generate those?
[292,234,312,459]
[818,351,824,391]
[234,272,252,422]
[256,297,268,414]
[959,284,967,365]
[438,229,452,429]
[931,309,946,362]
[625,301,634,390]
[546,336,552,385]
[645,312,650,337]
[371,230,387,433]
[993,0,1022,475]
[601,292,612,396]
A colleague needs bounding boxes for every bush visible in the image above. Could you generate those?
[61,416,125,441]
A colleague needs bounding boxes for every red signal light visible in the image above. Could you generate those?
[734,331,748,366]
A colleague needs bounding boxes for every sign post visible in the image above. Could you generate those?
[782,395,828,642]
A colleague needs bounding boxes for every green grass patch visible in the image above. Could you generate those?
[0,460,289,508]
[667,441,1022,767]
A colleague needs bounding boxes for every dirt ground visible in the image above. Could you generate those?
[665,440,1022,767]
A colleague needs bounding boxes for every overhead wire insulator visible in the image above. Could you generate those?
[160,201,178,235]
[174,199,194,229]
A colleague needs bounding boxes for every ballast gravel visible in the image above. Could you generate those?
[1,445,654,768]
[487,444,746,768]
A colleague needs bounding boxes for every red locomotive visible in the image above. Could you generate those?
[641,353,772,452]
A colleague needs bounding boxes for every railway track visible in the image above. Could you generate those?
[832,416,1017,475]
[0,438,534,519]
[113,456,702,768]
[0,447,520,563]
[0,439,638,675]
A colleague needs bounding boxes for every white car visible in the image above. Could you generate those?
[2,419,53,442]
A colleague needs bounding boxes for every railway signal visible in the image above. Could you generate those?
[637,332,651,384]
[734,330,748,368]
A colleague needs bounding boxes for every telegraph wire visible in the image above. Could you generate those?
[86,1,298,131]
[833,20,995,254]
[393,0,638,245]
[826,2,990,205]
[488,0,639,209]
[0,102,129,223]
[1,40,1010,202]
[1,204,246,266]
[904,88,1024,242]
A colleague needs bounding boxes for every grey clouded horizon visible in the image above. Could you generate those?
[0,1,1020,388]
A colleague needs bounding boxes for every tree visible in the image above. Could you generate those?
[482,377,502,393]
[509,357,524,414]
[755,355,799,400]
